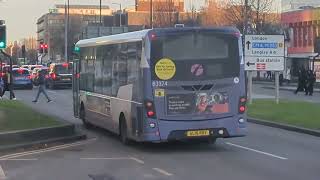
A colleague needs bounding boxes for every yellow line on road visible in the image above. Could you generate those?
[0,138,97,160]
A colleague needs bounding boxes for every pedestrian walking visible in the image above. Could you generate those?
[306,70,316,96]
[266,71,272,80]
[32,69,52,103]
[0,69,16,100]
[294,67,307,94]
[0,75,4,97]
[286,67,291,84]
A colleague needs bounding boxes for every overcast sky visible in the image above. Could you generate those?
[1,0,318,43]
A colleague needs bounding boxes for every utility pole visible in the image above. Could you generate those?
[150,0,153,28]
[64,2,67,62]
[100,0,102,26]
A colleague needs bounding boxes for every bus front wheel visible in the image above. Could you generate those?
[120,118,130,145]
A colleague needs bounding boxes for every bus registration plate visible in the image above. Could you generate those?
[187,130,210,137]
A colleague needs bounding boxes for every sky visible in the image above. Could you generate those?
[0,0,319,42]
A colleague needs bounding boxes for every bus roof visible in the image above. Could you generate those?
[76,29,151,48]
[76,27,240,48]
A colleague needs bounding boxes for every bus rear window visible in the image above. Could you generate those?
[151,32,240,81]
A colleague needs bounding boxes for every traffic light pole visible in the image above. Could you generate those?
[40,53,47,65]
[0,49,14,100]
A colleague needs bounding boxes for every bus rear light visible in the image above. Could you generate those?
[233,32,241,38]
[150,33,157,40]
[145,100,156,118]
[239,97,246,114]
[147,111,155,117]
[239,106,246,113]
[240,97,246,103]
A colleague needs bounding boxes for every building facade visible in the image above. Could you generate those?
[281,7,320,82]
[37,4,113,63]
[136,0,184,12]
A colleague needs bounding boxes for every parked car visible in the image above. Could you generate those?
[28,65,43,72]
[12,68,33,89]
[47,63,72,89]
[21,65,30,69]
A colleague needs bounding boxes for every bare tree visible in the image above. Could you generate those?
[200,0,227,27]
[224,0,277,34]
[153,0,178,28]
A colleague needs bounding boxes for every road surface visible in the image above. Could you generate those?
[0,87,319,180]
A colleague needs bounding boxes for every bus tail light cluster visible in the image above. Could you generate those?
[239,97,246,114]
[145,100,156,118]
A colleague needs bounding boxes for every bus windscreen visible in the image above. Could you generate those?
[151,32,240,81]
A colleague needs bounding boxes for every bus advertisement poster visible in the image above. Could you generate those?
[167,92,229,115]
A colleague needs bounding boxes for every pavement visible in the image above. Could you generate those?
[252,83,320,104]
[0,87,319,180]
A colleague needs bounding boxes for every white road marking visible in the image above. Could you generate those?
[0,138,97,160]
[152,168,173,176]
[226,142,288,160]
[0,165,6,179]
[80,157,145,165]
[48,90,57,94]
[80,157,130,160]
[130,157,145,164]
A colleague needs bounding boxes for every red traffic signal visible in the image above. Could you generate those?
[39,43,48,54]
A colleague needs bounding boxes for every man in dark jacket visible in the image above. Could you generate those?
[32,69,52,103]
[294,67,307,94]
[0,70,16,100]
[306,70,316,96]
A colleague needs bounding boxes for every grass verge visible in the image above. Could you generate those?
[248,99,320,130]
[0,100,63,132]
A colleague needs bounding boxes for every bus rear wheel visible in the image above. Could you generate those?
[80,105,91,129]
[120,118,130,145]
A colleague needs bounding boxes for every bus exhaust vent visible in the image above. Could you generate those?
[181,84,214,91]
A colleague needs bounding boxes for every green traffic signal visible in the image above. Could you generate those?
[74,46,80,52]
[0,41,5,48]
[0,25,6,49]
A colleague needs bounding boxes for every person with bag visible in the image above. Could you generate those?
[32,69,52,103]
[0,69,16,100]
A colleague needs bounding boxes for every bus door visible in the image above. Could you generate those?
[72,60,80,118]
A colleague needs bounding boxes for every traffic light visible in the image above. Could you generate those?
[44,44,48,53]
[74,46,80,53]
[39,42,44,54]
[0,24,6,49]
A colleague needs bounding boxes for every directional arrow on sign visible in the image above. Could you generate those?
[246,62,255,67]
[246,41,251,50]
